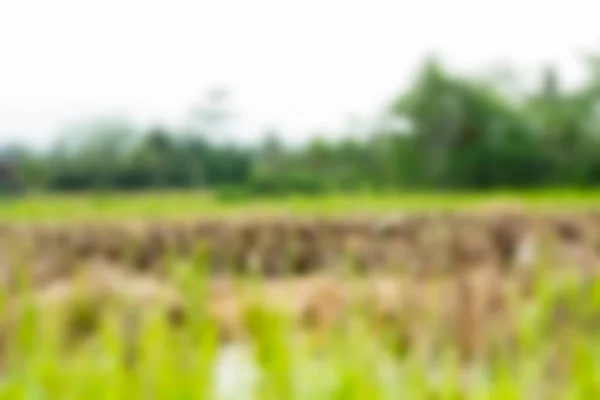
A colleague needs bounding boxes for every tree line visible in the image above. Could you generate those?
[4,56,600,196]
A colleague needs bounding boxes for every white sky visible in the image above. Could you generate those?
[0,0,599,148]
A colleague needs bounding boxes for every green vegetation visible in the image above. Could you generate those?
[1,255,599,399]
[2,52,600,399]
[1,189,600,222]
[0,192,599,398]
[3,57,600,195]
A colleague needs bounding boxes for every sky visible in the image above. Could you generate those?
[0,0,599,148]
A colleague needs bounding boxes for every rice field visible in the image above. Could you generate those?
[1,190,600,399]
[1,188,600,221]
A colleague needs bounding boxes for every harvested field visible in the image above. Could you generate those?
[1,205,600,398]
[2,208,600,279]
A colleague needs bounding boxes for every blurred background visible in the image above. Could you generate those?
[1,0,599,195]
[4,2,600,397]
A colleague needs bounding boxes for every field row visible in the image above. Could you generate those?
[1,207,599,281]
[1,206,600,397]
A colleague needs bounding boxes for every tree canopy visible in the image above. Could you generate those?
[4,58,600,196]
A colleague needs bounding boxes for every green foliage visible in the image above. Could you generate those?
[6,56,600,194]
[1,257,600,398]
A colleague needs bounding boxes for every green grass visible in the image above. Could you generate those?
[2,188,600,221]
[0,256,599,399]
[1,190,600,398]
